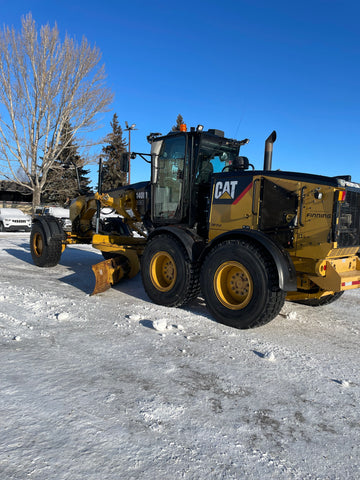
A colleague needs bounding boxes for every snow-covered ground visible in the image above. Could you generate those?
[1,233,359,480]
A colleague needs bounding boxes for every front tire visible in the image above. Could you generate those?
[200,239,286,329]
[30,222,63,267]
[141,234,199,307]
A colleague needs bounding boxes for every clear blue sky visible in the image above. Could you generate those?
[3,0,360,187]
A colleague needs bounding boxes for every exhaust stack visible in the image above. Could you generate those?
[264,130,277,171]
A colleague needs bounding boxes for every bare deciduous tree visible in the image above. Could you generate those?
[0,13,113,209]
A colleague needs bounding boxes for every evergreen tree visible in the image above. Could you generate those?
[42,121,92,205]
[101,113,128,191]
[172,114,185,131]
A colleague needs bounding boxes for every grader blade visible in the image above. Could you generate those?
[91,256,129,295]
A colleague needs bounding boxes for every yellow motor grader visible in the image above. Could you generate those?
[30,125,360,329]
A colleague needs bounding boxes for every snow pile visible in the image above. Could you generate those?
[263,351,276,362]
[56,312,70,321]
[152,318,169,331]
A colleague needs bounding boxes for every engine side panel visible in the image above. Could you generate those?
[208,171,360,295]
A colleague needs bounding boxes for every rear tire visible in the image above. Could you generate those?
[200,239,286,329]
[30,222,63,267]
[141,234,199,307]
[294,291,344,307]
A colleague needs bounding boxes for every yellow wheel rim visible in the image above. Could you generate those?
[33,232,44,257]
[214,261,253,310]
[150,251,177,292]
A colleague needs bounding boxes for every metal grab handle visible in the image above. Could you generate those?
[252,178,260,215]
[299,186,307,227]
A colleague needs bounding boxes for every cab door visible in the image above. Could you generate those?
[151,134,188,225]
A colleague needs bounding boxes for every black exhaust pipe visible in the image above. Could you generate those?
[264,130,277,170]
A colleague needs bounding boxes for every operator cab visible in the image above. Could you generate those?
[149,126,248,235]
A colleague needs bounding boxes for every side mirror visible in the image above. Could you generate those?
[231,156,249,170]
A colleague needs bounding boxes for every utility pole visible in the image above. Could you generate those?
[124,121,137,184]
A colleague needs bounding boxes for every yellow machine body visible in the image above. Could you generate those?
[67,187,147,294]
[208,173,360,302]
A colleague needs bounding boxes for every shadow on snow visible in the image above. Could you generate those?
[5,241,210,320]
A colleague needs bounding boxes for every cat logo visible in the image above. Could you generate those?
[214,180,238,200]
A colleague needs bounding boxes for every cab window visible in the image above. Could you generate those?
[152,135,186,222]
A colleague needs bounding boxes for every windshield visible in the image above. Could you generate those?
[195,136,240,184]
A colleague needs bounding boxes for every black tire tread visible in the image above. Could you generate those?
[201,239,286,329]
[294,291,344,307]
[30,222,63,267]
[142,233,200,308]
[233,240,285,328]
